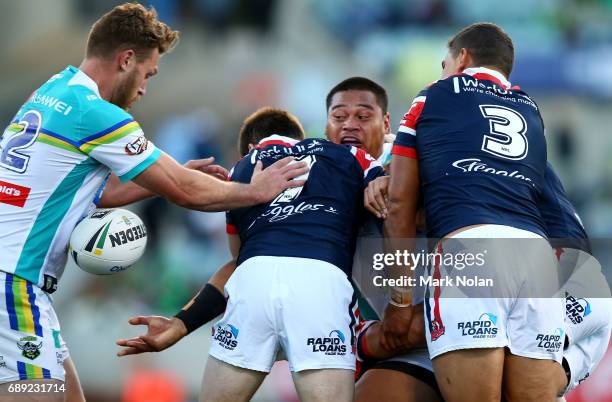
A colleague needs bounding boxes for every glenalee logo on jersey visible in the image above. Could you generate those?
[457,313,499,339]
[307,330,347,356]
[125,136,148,155]
[565,293,591,324]
[536,328,564,352]
[17,336,43,360]
[212,323,239,350]
[0,180,30,208]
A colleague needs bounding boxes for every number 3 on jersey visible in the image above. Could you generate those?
[479,105,528,160]
[0,110,42,173]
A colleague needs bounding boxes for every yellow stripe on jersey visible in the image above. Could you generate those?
[7,123,25,133]
[37,133,83,154]
[79,121,141,154]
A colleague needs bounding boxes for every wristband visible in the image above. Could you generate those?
[175,284,227,334]
[390,285,413,307]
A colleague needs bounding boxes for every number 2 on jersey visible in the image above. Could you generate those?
[479,105,528,160]
[270,155,316,206]
[0,110,42,173]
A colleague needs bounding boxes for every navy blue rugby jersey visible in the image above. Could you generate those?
[540,163,591,253]
[226,135,383,275]
[392,67,548,238]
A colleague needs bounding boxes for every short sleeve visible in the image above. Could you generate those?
[392,88,428,159]
[79,102,161,182]
[226,212,238,234]
[349,146,384,185]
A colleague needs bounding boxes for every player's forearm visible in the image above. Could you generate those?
[174,259,235,334]
[208,259,237,293]
[383,157,419,304]
[98,178,155,208]
[182,176,262,212]
[175,283,227,334]
[133,153,265,212]
[383,181,418,268]
[384,156,419,238]
[159,169,262,212]
[384,204,417,306]
[384,201,417,238]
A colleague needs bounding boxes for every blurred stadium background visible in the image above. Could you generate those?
[1,0,611,401]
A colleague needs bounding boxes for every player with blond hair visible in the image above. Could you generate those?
[0,4,306,401]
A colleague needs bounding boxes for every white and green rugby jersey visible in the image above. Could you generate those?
[0,66,160,290]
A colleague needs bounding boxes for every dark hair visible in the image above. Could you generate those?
[238,107,305,156]
[448,22,514,77]
[326,77,388,114]
[86,3,179,60]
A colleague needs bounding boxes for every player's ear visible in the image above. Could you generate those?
[383,112,391,134]
[457,48,472,71]
[117,49,136,72]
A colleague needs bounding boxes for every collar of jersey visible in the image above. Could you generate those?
[67,66,102,97]
[256,134,300,149]
[462,67,511,89]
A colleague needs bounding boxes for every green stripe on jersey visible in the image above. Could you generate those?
[79,123,141,154]
[37,134,83,154]
[12,279,28,332]
[15,158,98,283]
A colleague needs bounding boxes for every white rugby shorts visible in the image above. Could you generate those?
[209,256,357,372]
[424,224,565,363]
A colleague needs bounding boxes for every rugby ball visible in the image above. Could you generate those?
[69,209,147,275]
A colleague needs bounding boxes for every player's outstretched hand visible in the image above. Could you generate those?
[364,175,390,218]
[185,157,230,181]
[380,303,425,353]
[116,316,188,357]
[250,156,309,203]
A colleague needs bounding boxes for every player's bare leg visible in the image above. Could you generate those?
[291,368,354,402]
[355,368,441,402]
[502,352,567,402]
[199,356,266,402]
[0,380,64,402]
[432,348,504,402]
[63,357,85,402]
